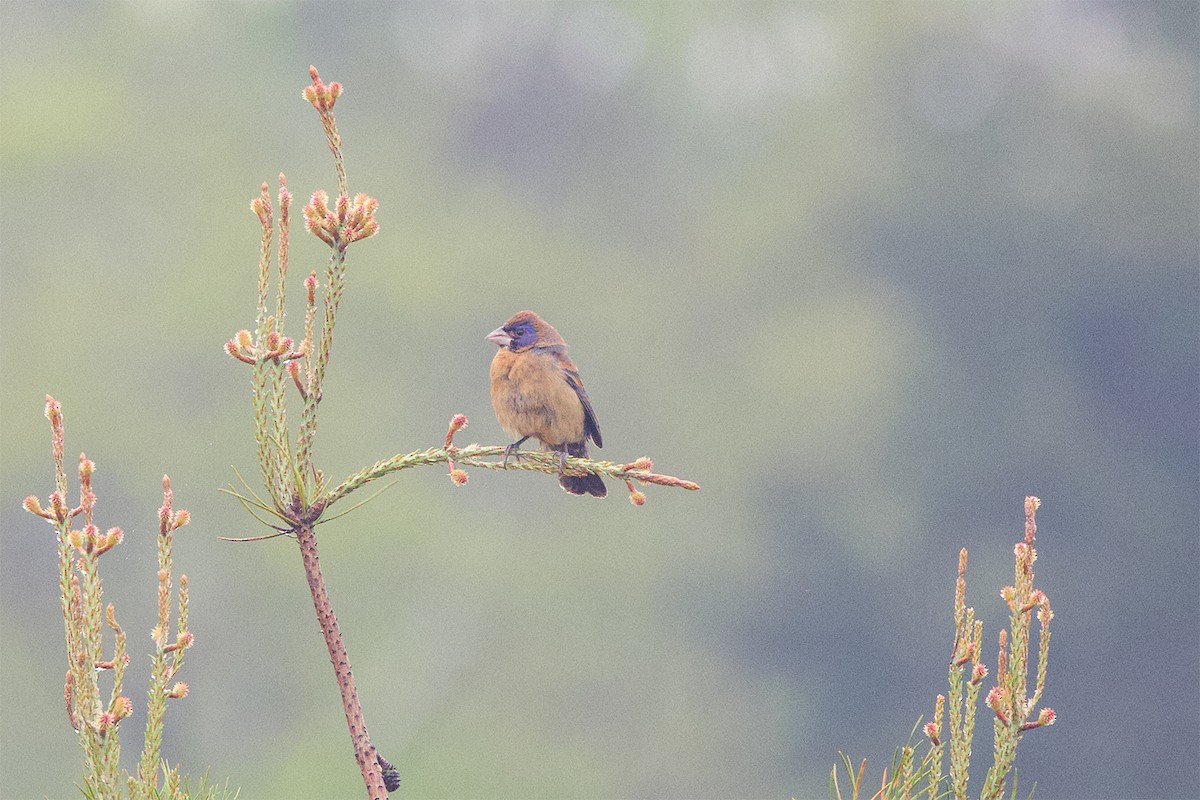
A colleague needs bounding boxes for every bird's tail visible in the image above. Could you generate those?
[559,440,606,498]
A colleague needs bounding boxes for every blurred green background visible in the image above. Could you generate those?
[2,2,1196,798]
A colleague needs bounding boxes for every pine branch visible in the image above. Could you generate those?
[323,414,699,510]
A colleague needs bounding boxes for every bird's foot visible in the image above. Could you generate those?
[502,438,527,469]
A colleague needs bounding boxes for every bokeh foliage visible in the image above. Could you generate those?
[2,3,1196,798]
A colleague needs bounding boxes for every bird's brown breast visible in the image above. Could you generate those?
[490,348,586,446]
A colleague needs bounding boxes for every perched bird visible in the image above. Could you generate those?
[486,311,606,497]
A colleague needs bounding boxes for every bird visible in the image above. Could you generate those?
[486,311,606,497]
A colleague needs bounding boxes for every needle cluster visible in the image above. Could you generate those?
[831,497,1056,800]
[23,397,207,799]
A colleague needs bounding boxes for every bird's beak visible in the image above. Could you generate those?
[485,326,512,348]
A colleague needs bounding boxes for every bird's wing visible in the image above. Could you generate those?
[562,367,602,448]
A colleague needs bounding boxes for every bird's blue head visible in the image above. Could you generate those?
[504,319,538,350]
[486,311,567,352]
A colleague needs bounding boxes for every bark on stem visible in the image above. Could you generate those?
[296,522,387,798]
